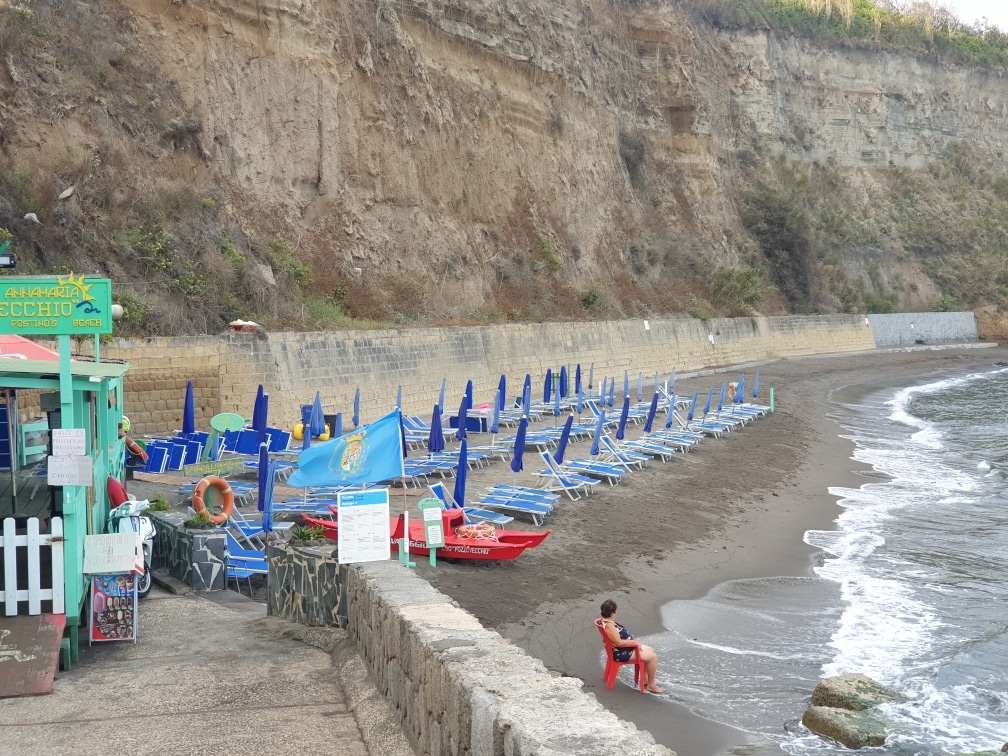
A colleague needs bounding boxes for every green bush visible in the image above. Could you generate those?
[741,183,812,309]
[708,267,768,314]
[931,294,957,312]
[267,239,313,287]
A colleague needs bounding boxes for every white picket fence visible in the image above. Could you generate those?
[1,517,65,616]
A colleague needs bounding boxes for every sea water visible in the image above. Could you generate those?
[650,365,1008,755]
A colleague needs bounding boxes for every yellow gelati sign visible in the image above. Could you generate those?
[0,274,113,335]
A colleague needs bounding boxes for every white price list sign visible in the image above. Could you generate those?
[47,455,93,486]
[51,428,86,457]
[337,488,391,565]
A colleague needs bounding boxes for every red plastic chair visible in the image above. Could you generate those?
[594,618,646,693]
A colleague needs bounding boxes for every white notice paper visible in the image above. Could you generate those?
[337,489,391,564]
[51,428,86,457]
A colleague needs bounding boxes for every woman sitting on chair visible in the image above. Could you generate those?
[599,598,665,694]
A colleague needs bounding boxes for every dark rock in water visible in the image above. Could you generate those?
[810,673,898,711]
[802,706,888,749]
[782,717,802,733]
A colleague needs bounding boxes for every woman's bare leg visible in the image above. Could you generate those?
[641,645,665,693]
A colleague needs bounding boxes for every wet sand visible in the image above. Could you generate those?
[415,345,1005,755]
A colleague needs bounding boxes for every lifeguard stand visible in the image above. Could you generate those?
[0,276,126,690]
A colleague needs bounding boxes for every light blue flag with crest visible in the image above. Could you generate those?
[288,408,405,488]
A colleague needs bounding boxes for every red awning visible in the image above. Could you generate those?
[0,335,60,361]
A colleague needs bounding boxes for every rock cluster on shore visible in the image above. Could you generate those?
[801,674,896,749]
[802,676,1008,754]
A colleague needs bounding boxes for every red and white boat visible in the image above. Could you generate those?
[301,506,549,561]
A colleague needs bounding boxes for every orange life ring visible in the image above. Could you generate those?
[456,522,495,540]
[192,475,234,525]
[124,436,148,463]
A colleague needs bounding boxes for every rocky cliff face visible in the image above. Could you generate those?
[4,0,1008,329]
[718,30,1008,168]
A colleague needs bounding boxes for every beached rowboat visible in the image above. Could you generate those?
[301,506,549,561]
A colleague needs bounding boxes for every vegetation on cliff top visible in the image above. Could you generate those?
[692,0,1008,69]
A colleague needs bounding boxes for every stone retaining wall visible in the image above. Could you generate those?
[65,314,877,436]
[345,560,672,756]
[150,512,226,590]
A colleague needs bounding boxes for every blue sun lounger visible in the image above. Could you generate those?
[428,482,514,526]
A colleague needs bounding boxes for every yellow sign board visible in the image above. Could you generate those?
[183,459,244,477]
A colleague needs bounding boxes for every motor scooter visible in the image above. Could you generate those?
[108,498,156,598]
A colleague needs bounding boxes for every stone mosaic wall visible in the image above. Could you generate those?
[150,512,226,591]
[266,541,346,628]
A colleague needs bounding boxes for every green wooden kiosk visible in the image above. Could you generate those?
[0,275,127,667]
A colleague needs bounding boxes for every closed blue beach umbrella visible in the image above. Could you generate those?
[643,392,659,433]
[553,383,561,422]
[688,390,699,423]
[465,379,474,410]
[752,371,761,399]
[703,387,714,418]
[590,409,606,456]
[600,376,608,403]
[559,365,568,399]
[498,374,507,410]
[554,414,573,465]
[734,374,746,404]
[252,383,264,428]
[438,378,447,414]
[454,438,468,508]
[333,412,343,439]
[353,387,361,428]
[588,362,594,390]
[576,388,584,416]
[718,383,727,413]
[575,364,582,397]
[310,391,326,437]
[257,442,274,534]
[510,416,528,482]
[523,381,532,417]
[428,405,445,455]
[490,390,501,436]
[455,394,468,441]
[608,378,616,408]
[544,368,553,404]
[616,395,630,440]
[182,380,195,436]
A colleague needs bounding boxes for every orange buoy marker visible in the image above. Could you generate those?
[191,475,235,525]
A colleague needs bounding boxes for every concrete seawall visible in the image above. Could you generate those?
[867,312,978,348]
[72,314,883,435]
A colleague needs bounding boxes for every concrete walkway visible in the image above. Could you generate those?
[0,584,414,756]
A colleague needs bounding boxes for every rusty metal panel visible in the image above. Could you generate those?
[0,613,65,697]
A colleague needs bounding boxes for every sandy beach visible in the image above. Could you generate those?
[409,345,1006,755]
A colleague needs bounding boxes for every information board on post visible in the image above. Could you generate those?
[84,534,142,644]
[51,428,86,457]
[336,488,391,565]
[47,455,93,486]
